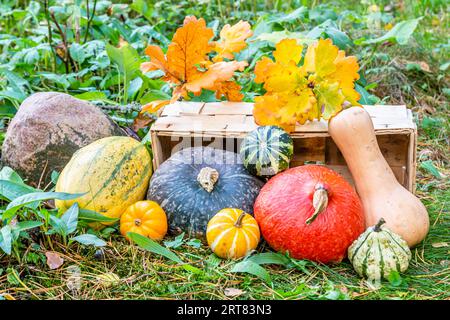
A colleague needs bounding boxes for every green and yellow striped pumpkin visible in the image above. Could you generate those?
[55,136,152,227]
[240,126,293,177]
[348,218,411,282]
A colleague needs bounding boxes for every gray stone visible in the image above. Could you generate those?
[1,92,125,187]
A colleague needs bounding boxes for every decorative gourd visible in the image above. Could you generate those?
[120,201,168,240]
[56,136,152,227]
[206,208,260,259]
[240,125,294,177]
[147,147,264,238]
[328,107,429,247]
[254,165,365,263]
[348,218,411,282]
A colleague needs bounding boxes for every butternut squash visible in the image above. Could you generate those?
[328,107,429,247]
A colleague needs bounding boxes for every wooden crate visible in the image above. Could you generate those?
[150,102,418,192]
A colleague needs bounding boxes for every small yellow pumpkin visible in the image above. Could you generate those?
[206,208,260,259]
[120,201,168,240]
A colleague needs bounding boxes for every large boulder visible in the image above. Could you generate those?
[1,92,125,187]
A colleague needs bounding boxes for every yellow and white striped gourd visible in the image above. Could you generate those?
[206,208,260,259]
[348,218,412,282]
[56,136,152,228]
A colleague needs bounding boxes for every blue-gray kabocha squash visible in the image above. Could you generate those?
[240,126,294,177]
[147,147,264,238]
[348,218,412,282]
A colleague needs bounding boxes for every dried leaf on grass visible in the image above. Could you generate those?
[45,251,64,270]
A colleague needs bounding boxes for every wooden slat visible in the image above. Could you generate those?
[154,104,415,133]
[200,102,254,115]
[151,102,417,192]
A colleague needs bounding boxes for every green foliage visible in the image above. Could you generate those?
[0,167,119,260]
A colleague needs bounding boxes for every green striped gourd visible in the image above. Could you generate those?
[240,126,293,177]
[55,136,152,228]
[348,218,411,282]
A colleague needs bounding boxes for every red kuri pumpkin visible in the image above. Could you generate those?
[254,165,365,263]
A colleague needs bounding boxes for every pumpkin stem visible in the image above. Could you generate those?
[197,167,219,193]
[374,218,386,232]
[134,219,142,226]
[234,211,246,228]
[305,184,328,225]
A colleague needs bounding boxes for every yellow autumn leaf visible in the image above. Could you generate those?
[313,81,346,119]
[253,37,361,131]
[264,61,305,93]
[214,81,244,101]
[273,39,303,65]
[254,94,296,132]
[184,60,248,95]
[213,21,253,62]
[254,57,275,84]
[304,38,338,78]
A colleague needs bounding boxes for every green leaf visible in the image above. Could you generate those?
[186,238,202,249]
[73,91,107,101]
[15,221,43,232]
[231,260,272,283]
[307,20,353,50]
[78,209,119,223]
[3,191,84,222]
[51,171,60,185]
[420,160,443,179]
[128,232,202,274]
[10,221,44,242]
[71,234,106,247]
[439,62,450,71]
[69,43,86,64]
[127,77,143,99]
[38,72,71,89]
[128,232,183,263]
[106,43,141,82]
[267,6,307,24]
[47,215,67,236]
[387,270,403,286]
[130,0,153,21]
[164,233,185,249]
[206,254,222,269]
[356,83,379,105]
[256,30,312,46]
[0,69,31,93]
[364,18,422,45]
[247,252,290,266]
[0,226,12,255]
[140,89,171,105]
[0,180,37,203]
[61,203,79,235]
[0,89,26,104]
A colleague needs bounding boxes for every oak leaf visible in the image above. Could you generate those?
[141,16,249,102]
[253,38,361,131]
[184,60,248,95]
[214,81,244,101]
[213,21,253,62]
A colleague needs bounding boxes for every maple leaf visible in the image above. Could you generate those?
[253,38,361,131]
[213,21,253,62]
